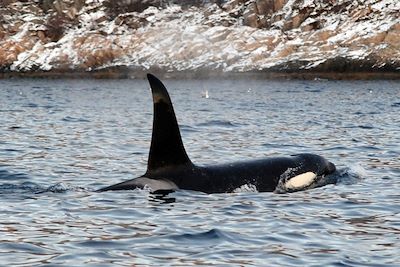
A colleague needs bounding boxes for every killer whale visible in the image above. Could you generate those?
[98,74,336,193]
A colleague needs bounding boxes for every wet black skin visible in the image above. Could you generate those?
[98,74,336,193]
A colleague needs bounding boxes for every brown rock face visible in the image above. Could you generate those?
[384,23,400,49]
[243,2,260,27]
[256,0,275,14]
[274,0,287,11]
[104,0,161,16]
[0,0,399,75]
[241,0,289,28]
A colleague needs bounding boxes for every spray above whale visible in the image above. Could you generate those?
[98,74,336,193]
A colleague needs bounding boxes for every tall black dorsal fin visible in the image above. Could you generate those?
[146,74,193,172]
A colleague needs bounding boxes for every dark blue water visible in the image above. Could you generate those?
[0,78,399,266]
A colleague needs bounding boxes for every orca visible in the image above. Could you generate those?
[98,74,336,193]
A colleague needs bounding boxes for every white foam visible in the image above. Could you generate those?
[233,184,258,193]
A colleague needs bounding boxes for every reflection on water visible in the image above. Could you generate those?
[0,78,399,266]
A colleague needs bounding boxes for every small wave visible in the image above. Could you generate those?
[0,110,24,113]
[391,102,400,107]
[354,111,380,115]
[0,182,42,193]
[357,125,375,130]
[8,126,23,130]
[2,241,49,254]
[196,120,239,128]
[179,124,199,133]
[62,116,90,123]
[305,89,322,93]
[23,103,39,108]
[169,229,232,243]
[344,125,375,130]
[42,105,56,109]
[1,148,24,153]
[0,169,30,181]
[0,182,87,194]
[325,145,348,151]
[262,143,308,149]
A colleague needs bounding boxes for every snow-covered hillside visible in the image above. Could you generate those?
[0,0,399,78]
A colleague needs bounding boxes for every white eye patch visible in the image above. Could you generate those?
[285,172,317,190]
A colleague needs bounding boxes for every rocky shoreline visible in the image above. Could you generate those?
[1,0,399,79]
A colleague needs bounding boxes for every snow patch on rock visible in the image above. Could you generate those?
[0,0,399,74]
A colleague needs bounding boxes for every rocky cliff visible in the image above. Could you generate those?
[0,0,399,78]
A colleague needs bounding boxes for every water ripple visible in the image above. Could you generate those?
[0,79,399,266]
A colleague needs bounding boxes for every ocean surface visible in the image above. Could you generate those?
[0,77,399,266]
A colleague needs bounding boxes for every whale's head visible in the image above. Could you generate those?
[276,154,337,193]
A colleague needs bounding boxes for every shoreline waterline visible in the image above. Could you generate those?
[1,68,399,80]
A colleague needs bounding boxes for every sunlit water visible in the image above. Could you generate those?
[0,78,399,266]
